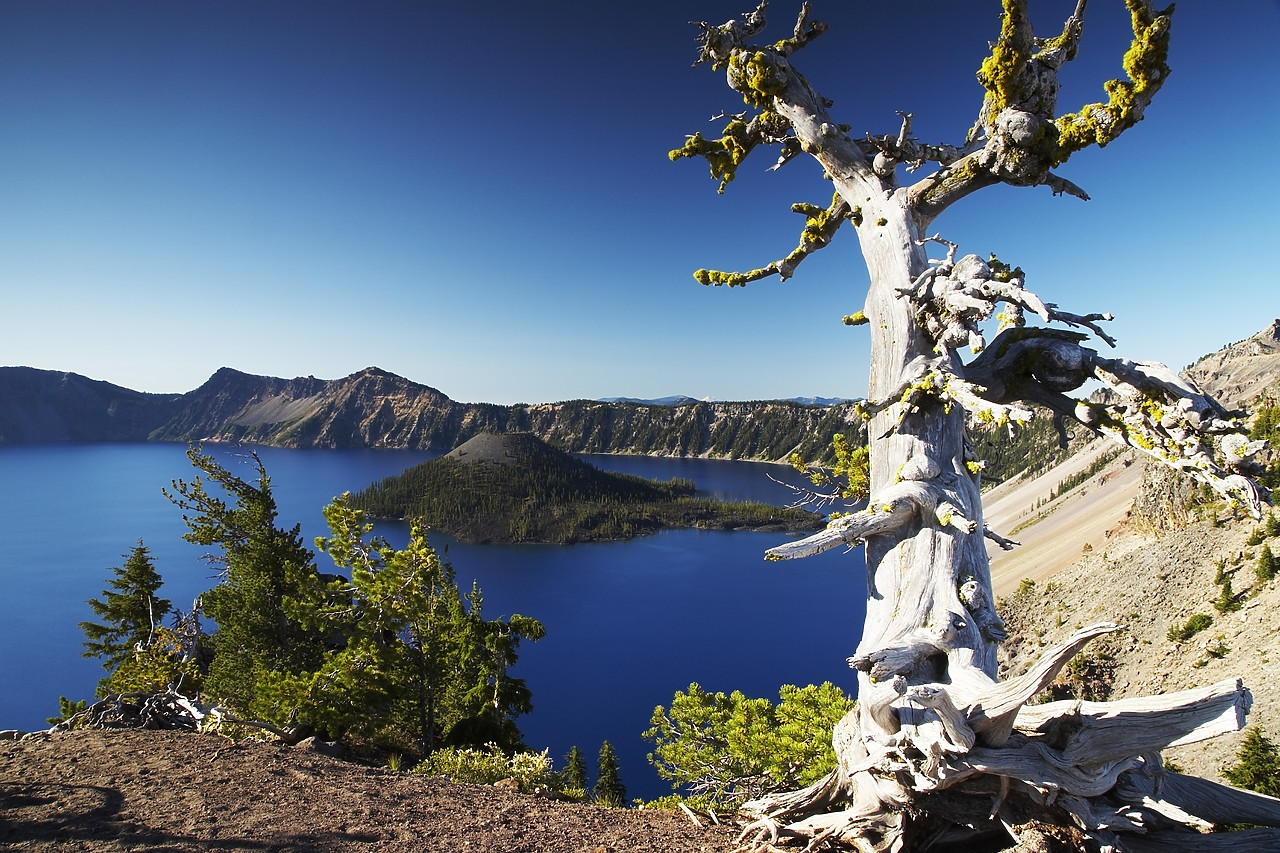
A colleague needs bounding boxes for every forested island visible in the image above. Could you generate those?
[349,432,824,544]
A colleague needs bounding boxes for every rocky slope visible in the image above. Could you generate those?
[0,367,182,444]
[0,365,861,461]
[1184,317,1280,410]
[991,319,1280,785]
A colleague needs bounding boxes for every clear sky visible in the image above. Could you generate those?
[2,1,1277,404]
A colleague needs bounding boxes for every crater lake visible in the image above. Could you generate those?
[0,442,865,800]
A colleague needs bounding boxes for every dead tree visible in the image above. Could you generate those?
[672,2,1277,850]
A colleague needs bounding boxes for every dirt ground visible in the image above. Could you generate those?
[0,729,738,853]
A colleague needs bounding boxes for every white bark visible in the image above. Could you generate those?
[679,3,1266,849]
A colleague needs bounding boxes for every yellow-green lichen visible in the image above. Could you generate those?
[694,267,772,287]
[976,0,1033,118]
[987,254,1024,283]
[727,50,789,109]
[668,119,753,193]
[1052,2,1173,165]
[843,310,869,326]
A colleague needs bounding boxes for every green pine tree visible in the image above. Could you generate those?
[594,740,627,807]
[165,445,326,721]
[1266,511,1279,539]
[1257,542,1277,583]
[644,682,853,804]
[302,494,544,756]
[79,541,171,675]
[561,745,587,794]
[1223,727,1280,798]
[1214,575,1242,614]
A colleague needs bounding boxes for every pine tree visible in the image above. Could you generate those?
[593,740,627,807]
[79,541,170,675]
[561,745,587,794]
[1257,542,1277,584]
[1266,511,1279,539]
[1223,727,1280,798]
[165,445,325,720]
[1214,576,1242,614]
[306,494,544,756]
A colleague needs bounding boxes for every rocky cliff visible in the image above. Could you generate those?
[1183,317,1280,410]
[1129,319,1280,534]
[0,365,861,462]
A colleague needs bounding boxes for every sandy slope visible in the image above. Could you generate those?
[983,439,1144,598]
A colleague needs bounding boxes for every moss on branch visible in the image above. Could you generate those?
[693,192,851,287]
[1053,1,1174,164]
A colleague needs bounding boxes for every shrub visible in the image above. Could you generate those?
[413,743,555,793]
[1167,613,1213,643]
[644,682,853,806]
[1214,577,1242,614]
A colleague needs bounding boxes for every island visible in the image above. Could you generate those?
[348,432,824,544]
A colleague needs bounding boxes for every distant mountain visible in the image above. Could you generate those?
[598,395,704,406]
[599,394,855,407]
[0,367,182,444]
[787,396,856,407]
[0,366,862,462]
[349,432,823,544]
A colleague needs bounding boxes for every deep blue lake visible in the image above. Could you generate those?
[0,443,865,800]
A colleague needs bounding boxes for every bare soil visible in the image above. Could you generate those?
[0,729,738,853]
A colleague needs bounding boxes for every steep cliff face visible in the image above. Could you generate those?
[1183,318,1280,410]
[0,367,182,444]
[0,365,862,461]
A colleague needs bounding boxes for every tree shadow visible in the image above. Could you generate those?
[0,780,385,850]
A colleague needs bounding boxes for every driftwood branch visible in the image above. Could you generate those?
[962,623,1120,747]
[765,476,970,561]
[1015,678,1252,763]
[1116,766,1280,828]
[982,526,1020,550]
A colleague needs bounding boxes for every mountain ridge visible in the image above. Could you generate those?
[0,365,861,462]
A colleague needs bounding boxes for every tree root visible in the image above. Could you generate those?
[731,668,1264,851]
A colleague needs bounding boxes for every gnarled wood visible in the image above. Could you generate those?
[674,3,1267,850]
[1015,678,1252,764]
[1116,768,1280,828]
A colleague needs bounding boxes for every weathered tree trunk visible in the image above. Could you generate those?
[673,2,1274,850]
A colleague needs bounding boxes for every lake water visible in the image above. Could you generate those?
[0,443,865,800]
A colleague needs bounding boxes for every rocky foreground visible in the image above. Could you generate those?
[0,729,737,853]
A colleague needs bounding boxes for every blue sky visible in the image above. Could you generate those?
[2,1,1277,404]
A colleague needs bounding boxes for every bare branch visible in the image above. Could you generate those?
[982,526,1020,551]
[866,112,978,177]
[962,623,1121,747]
[1043,170,1091,200]
[690,2,769,68]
